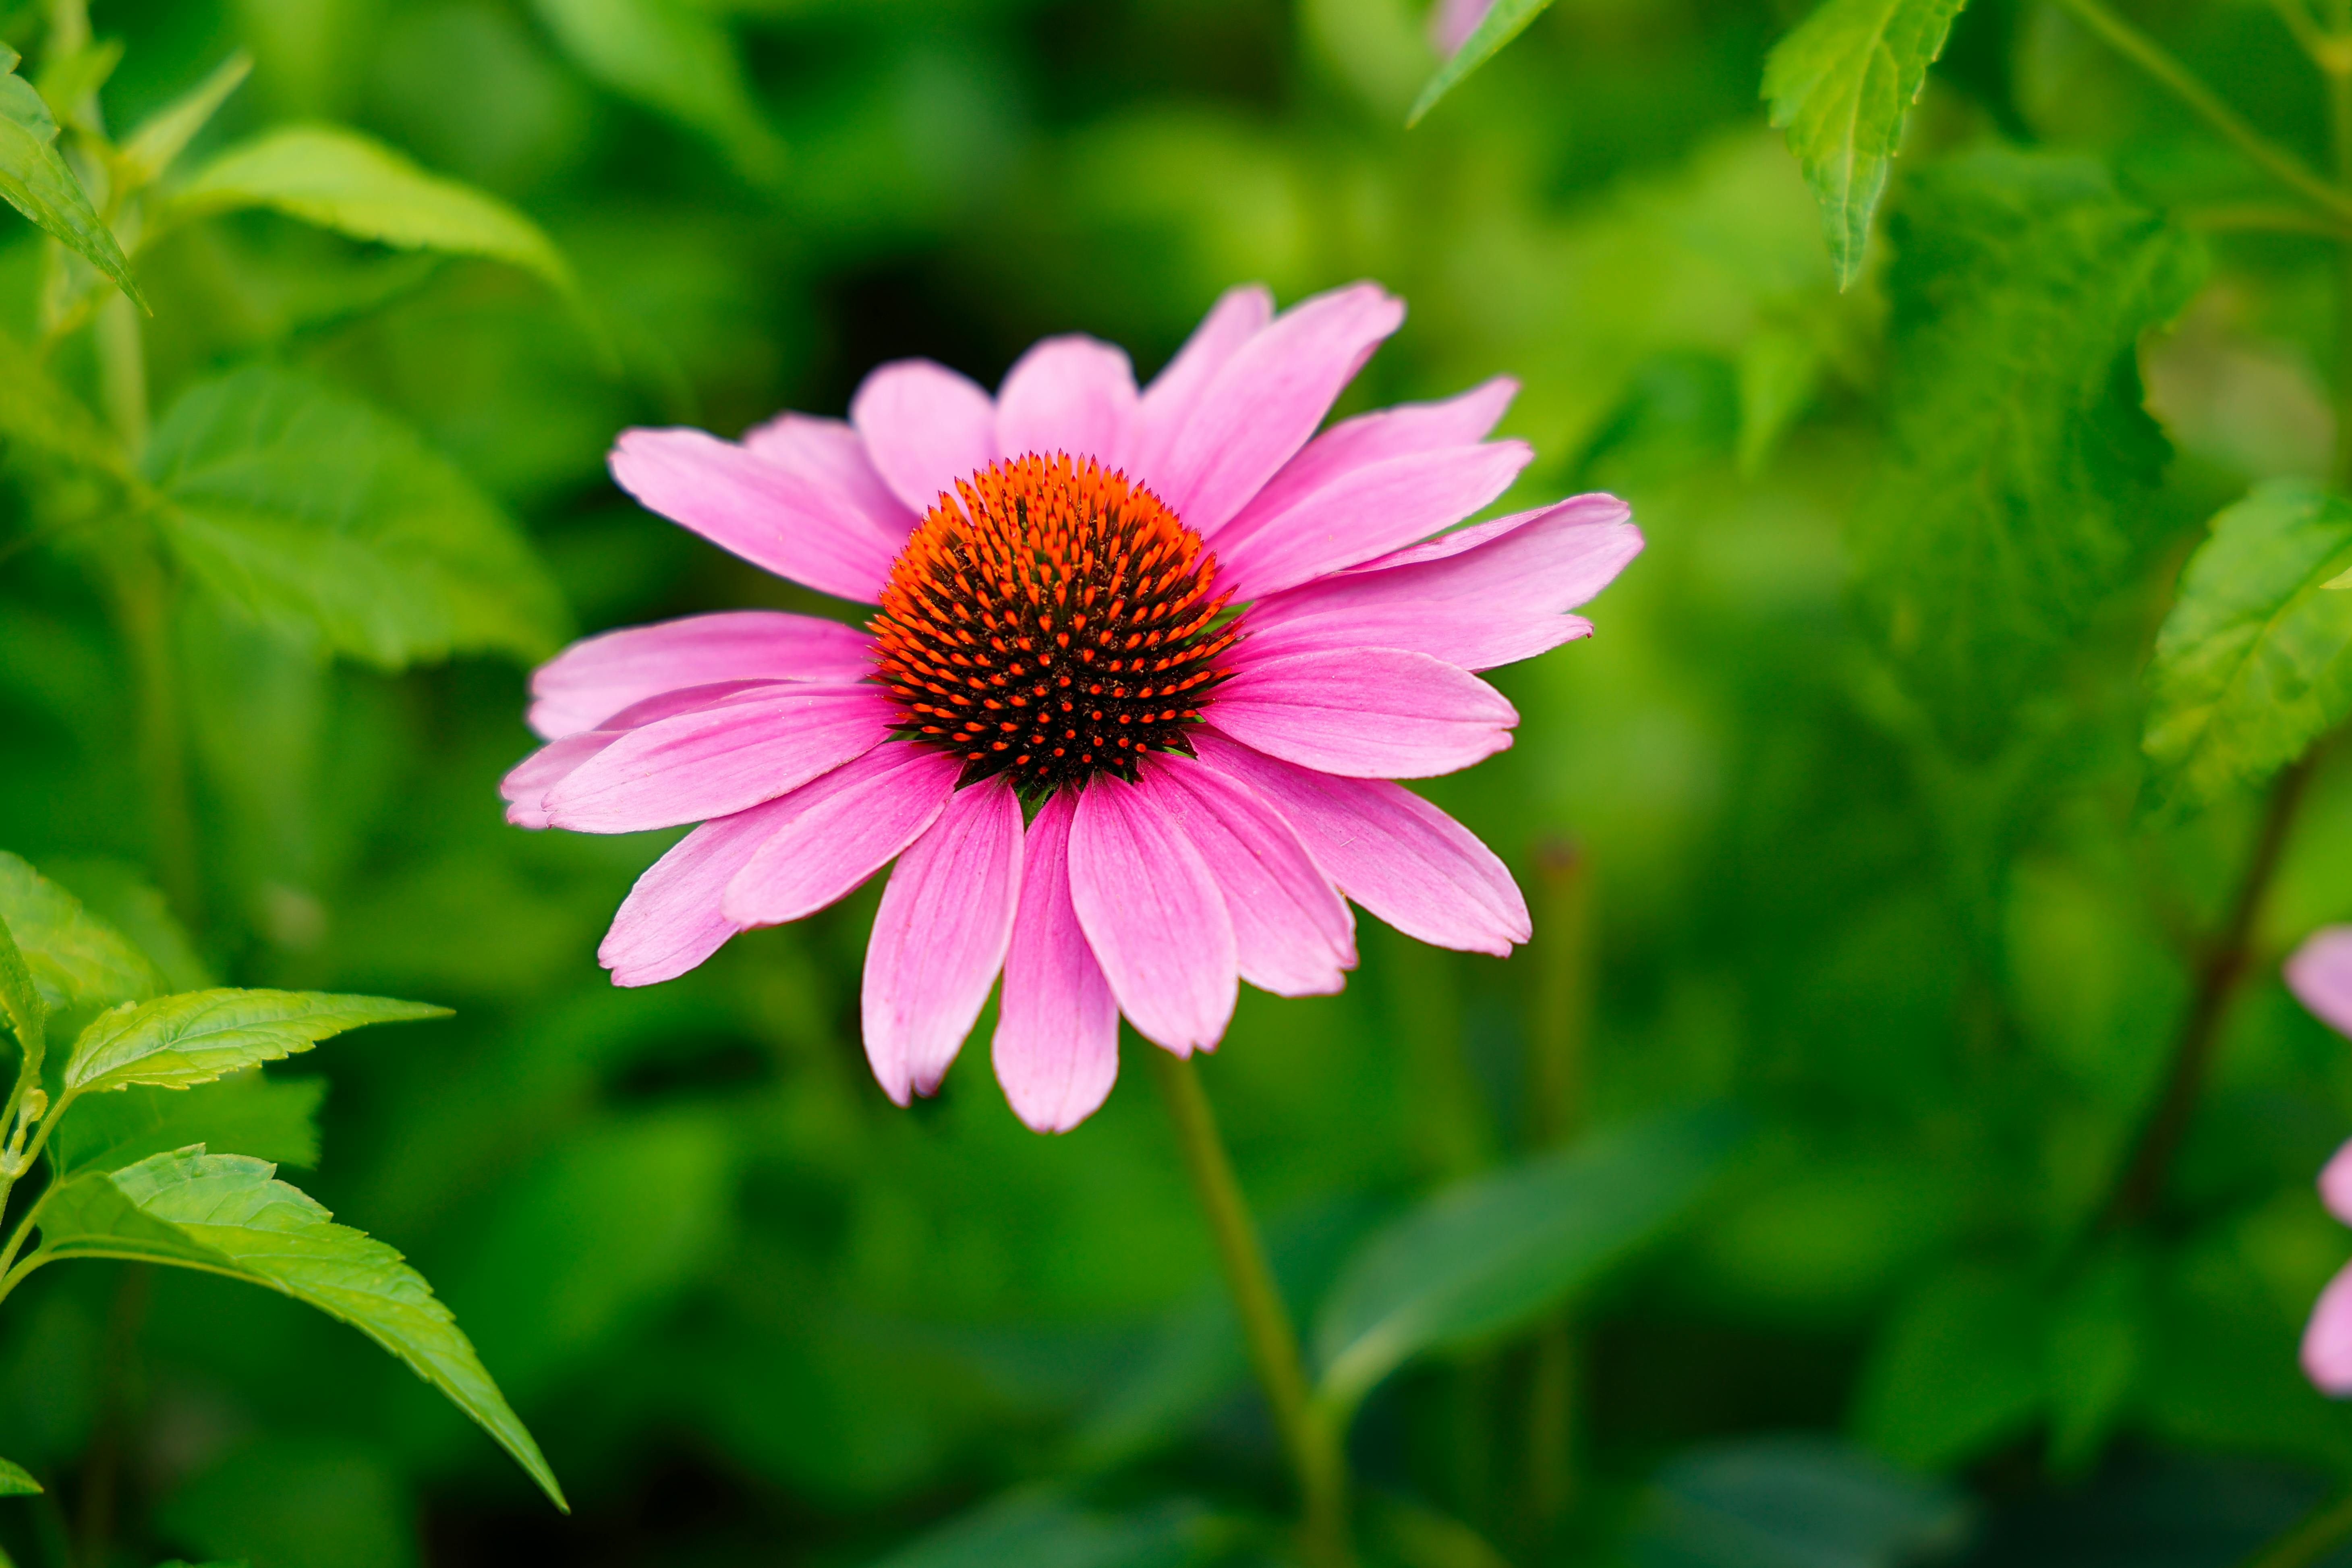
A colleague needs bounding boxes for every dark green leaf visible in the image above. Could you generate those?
[2044,1247,2148,1476]
[0,852,162,1015]
[532,0,786,183]
[1312,1104,1747,1416]
[0,1456,37,1495]
[869,1492,1224,1568]
[53,1073,324,1175]
[1629,1435,1973,1567]
[41,861,212,993]
[116,52,251,193]
[0,44,146,311]
[1854,1262,2045,1469]
[1850,150,2204,753]
[1763,0,1968,289]
[2143,483,2352,814]
[33,1149,565,1510]
[145,366,572,669]
[62,988,446,1096]
[1407,0,1556,126]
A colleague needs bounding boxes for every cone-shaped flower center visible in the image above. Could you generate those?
[872,453,1239,795]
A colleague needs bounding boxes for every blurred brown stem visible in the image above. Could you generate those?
[1522,837,1591,1549]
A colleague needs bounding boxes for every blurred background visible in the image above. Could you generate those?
[6,0,2352,1564]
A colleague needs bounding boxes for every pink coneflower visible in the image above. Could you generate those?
[504,282,1639,1131]
[2289,927,2352,1390]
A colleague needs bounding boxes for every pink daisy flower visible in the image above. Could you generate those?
[2289,927,2352,1390]
[504,282,1640,1132]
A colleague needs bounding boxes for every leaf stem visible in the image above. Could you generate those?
[2102,756,2316,1228]
[2238,1488,2352,1568]
[1144,1048,1352,1568]
[2052,0,2352,222]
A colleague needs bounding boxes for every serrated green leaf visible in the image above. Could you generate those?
[145,366,572,669]
[0,45,146,312]
[63,988,446,1096]
[116,52,251,194]
[0,851,162,1015]
[1407,0,1556,126]
[33,1149,565,1510]
[2143,483,2352,814]
[157,123,577,304]
[0,1456,37,1495]
[1850,150,2204,754]
[1312,1104,1747,1418]
[0,914,43,1062]
[533,0,786,183]
[1763,0,1967,289]
[54,1073,324,1175]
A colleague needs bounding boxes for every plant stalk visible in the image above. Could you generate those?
[1144,1048,1351,1568]
[1523,838,1591,1549]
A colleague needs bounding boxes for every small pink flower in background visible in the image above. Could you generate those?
[1432,0,1497,54]
[2284,927,2352,1390]
[504,281,1641,1131]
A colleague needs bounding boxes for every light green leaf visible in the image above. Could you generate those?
[1849,150,2204,754]
[33,1149,566,1510]
[116,52,252,194]
[33,37,122,131]
[0,44,147,311]
[0,326,125,476]
[53,1073,324,1175]
[1407,0,1556,126]
[0,1456,37,1495]
[0,852,162,1015]
[63,988,446,1096]
[157,124,577,304]
[1736,323,1826,476]
[1763,0,1968,289]
[0,913,43,1062]
[533,0,786,183]
[146,365,572,669]
[1312,1104,1747,1417]
[2142,483,2352,814]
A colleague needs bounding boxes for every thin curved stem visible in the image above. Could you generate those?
[2239,1489,2352,1568]
[1145,1048,1352,1568]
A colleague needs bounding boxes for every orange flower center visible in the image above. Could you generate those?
[871,453,1239,795]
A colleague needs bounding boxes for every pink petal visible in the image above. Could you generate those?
[599,794,807,986]
[1340,491,1637,585]
[544,684,892,833]
[1237,606,1590,674]
[2322,1139,2352,1226]
[608,428,903,603]
[1129,284,1275,493]
[996,335,1139,471]
[993,790,1121,1133]
[1192,730,1529,955]
[1432,0,1494,52]
[1214,378,1517,543]
[721,744,961,927]
[527,611,875,739]
[1144,755,1356,997]
[1208,647,1516,778]
[1067,776,1237,1054]
[503,732,616,829]
[2289,926,2352,1040]
[2307,1261,2352,1394]
[1213,441,1532,599]
[1151,282,1405,536]
[849,359,1000,517]
[861,779,1026,1104]
[742,410,919,540]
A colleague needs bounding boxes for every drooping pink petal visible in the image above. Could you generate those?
[1214,378,1517,543]
[1067,775,1237,1054]
[1208,648,1516,778]
[1129,284,1275,493]
[721,744,960,927]
[1151,282,1406,537]
[1144,755,1355,997]
[543,684,893,833]
[599,792,808,986]
[504,732,616,829]
[850,359,1000,516]
[993,791,1121,1133]
[1192,730,1529,955]
[1431,0,1494,52]
[2290,926,2352,1041]
[996,336,1139,472]
[2308,1260,2352,1394]
[527,611,875,739]
[1212,441,1532,599]
[742,410,919,540]
[608,428,904,603]
[2321,1139,2352,1226]
[861,778,1026,1104]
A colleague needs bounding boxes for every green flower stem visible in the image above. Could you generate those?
[2052,0,2352,223]
[2239,1489,2352,1568]
[1144,1048,1352,1568]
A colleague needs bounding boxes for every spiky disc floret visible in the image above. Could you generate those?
[871,453,1241,795]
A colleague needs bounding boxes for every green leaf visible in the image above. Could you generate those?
[157,124,578,305]
[0,852,162,1015]
[0,913,43,1062]
[145,366,573,669]
[0,1456,37,1495]
[2044,1246,2147,1475]
[1407,0,1556,126]
[40,860,212,993]
[1763,0,1968,289]
[0,44,147,312]
[33,1149,565,1510]
[2142,483,2352,814]
[1855,1261,2045,1469]
[533,0,786,183]
[1312,1104,1747,1417]
[1849,150,2205,754]
[870,1492,1225,1568]
[116,52,251,194]
[63,988,446,1097]
[1629,1435,1971,1568]
[0,326,125,477]
[53,1073,324,1175]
